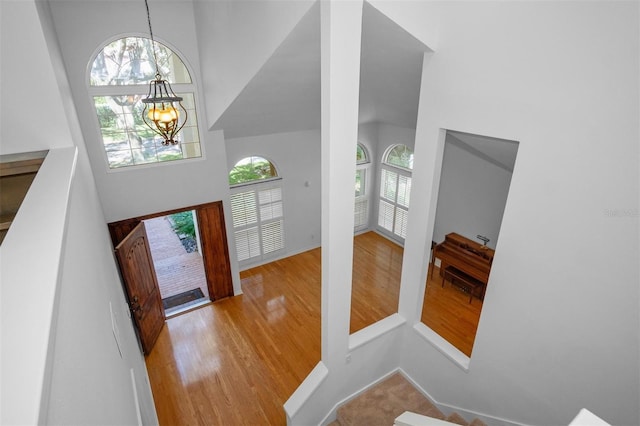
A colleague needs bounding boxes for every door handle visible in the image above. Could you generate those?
[130,296,143,320]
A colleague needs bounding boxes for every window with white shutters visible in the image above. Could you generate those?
[230,184,285,264]
[378,144,413,242]
[354,198,368,229]
[229,156,284,265]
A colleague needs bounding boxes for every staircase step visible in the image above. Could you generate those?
[446,412,468,425]
[335,373,445,426]
[332,373,489,426]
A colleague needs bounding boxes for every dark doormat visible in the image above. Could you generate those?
[162,288,205,310]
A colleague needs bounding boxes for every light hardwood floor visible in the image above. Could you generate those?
[422,266,483,357]
[145,232,481,425]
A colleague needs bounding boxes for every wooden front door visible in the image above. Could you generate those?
[115,221,165,355]
[108,201,234,304]
[197,202,234,301]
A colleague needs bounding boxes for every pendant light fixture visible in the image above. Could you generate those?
[141,0,187,146]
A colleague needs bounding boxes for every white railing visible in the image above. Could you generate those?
[0,147,77,425]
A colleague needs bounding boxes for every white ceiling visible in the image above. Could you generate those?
[447,130,520,172]
[212,2,427,139]
[213,2,519,170]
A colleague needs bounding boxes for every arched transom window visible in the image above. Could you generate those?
[89,36,201,169]
[378,144,413,241]
[228,156,278,185]
[384,144,414,170]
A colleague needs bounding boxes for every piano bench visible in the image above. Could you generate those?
[443,266,485,303]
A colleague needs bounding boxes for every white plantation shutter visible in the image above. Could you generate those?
[230,191,258,226]
[262,220,284,254]
[258,187,283,220]
[378,166,412,242]
[380,169,397,201]
[235,227,260,261]
[230,183,285,264]
[354,198,368,229]
[378,200,395,232]
[397,175,411,208]
[394,207,408,239]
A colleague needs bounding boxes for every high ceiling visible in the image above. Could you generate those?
[212,2,428,139]
[213,3,519,170]
[447,130,520,172]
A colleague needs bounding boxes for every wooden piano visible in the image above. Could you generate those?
[430,233,495,300]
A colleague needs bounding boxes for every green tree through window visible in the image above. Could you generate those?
[89,36,201,169]
[229,156,277,185]
[385,144,414,171]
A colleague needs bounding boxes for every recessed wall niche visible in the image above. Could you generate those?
[421,130,519,356]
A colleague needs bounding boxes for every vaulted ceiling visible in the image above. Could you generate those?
[213,2,428,140]
[213,2,518,169]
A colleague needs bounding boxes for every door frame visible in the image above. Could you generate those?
[108,201,234,304]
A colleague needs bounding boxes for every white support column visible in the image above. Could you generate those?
[320,0,363,367]
[397,51,441,324]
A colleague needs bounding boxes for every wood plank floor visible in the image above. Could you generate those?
[145,232,481,425]
[421,265,483,357]
[350,231,403,333]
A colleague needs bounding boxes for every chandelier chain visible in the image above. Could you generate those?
[144,0,159,76]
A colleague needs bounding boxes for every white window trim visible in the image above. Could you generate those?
[87,37,203,171]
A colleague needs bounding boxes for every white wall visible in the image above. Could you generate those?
[47,0,232,223]
[225,129,322,267]
[395,1,639,425]
[30,1,639,425]
[46,152,158,425]
[432,138,514,249]
[1,0,156,423]
[47,0,243,293]
[192,0,315,129]
[292,1,639,425]
[0,0,73,154]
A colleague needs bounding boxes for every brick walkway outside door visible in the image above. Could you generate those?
[144,215,209,304]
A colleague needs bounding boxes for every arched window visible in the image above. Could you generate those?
[228,156,284,265]
[378,144,413,241]
[228,156,278,185]
[356,143,368,165]
[384,144,414,170]
[354,143,370,230]
[89,36,201,169]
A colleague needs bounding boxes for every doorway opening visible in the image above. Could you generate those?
[144,212,210,317]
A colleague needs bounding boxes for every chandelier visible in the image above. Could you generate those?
[141,0,187,145]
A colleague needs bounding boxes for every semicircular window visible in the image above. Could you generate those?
[89,36,201,169]
[384,144,414,171]
[229,156,278,185]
